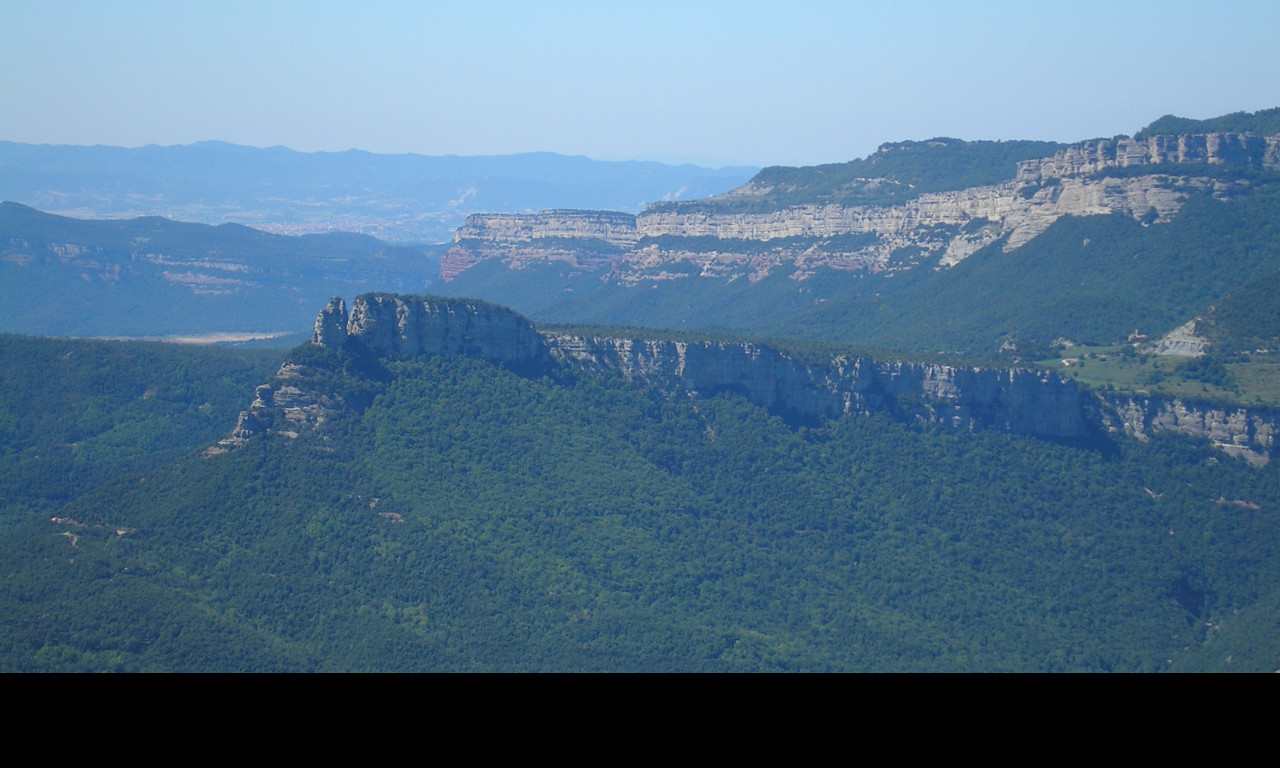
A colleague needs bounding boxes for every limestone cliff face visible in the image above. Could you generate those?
[214,295,1095,452]
[1101,395,1278,466]
[341,293,548,371]
[1017,133,1280,183]
[455,210,638,246]
[547,335,1088,438]
[212,295,1277,464]
[209,295,549,454]
[315,292,547,369]
[313,296,349,347]
[446,210,637,279]
[443,132,1267,282]
[632,174,1227,267]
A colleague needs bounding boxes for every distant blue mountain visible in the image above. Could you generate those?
[0,141,757,243]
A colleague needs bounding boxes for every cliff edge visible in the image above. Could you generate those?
[210,294,1277,464]
[444,131,1277,283]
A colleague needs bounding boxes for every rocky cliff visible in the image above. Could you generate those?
[454,210,638,246]
[337,293,546,371]
[1101,395,1277,467]
[212,294,1279,463]
[208,295,548,453]
[1016,133,1280,183]
[549,334,1089,437]
[214,294,1095,454]
[204,359,349,455]
[444,132,1269,282]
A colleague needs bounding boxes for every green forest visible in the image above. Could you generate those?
[444,180,1280,379]
[5,106,1280,672]
[1134,107,1280,140]
[646,139,1067,213]
[3,333,1279,671]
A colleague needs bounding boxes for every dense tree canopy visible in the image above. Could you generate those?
[3,336,1278,671]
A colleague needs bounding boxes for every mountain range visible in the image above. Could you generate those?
[6,291,1280,671]
[440,110,1280,362]
[0,200,438,340]
[0,142,757,243]
[3,108,1280,671]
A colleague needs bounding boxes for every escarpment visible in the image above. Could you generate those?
[453,210,638,246]
[549,335,1089,437]
[1101,395,1278,467]
[209,294,547,454]
[443,131,1276,282]
[213,294,1095,454]
[1016,133,1280,182]
[341,293,547,372]
[212,294,1277,463]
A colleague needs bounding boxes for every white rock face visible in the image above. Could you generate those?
[1103,395,1277,466]
[205,364,344,455]
[1150,321,1209,357]
[211,294,1280,464]
[455,210,638,246]
[445,132,1268,281]
[1016,133,1280,182]
[313,296,349,347]
[548,334,1088,438]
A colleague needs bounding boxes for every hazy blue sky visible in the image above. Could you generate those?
[4,0,1279,167]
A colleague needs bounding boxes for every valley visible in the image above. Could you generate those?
[0,142,756,244]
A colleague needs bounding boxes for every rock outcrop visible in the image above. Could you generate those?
[1016,133,1280,183]
[204,362,349,455]
[443,132,1273,282]
[212,294,1279,464]
[341,293,547,371]
[209,295,550,454]
[213,294,1092,454]
[549,335,1089,437]
[1102,395,1277,466]
[313,296,349,347]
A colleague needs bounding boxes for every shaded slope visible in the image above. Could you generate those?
[0,202,441,337]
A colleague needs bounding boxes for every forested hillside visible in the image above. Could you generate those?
[648,138,1067,213]
[1135,107,1280,140]
[0,202,441,338]
[442,180,1280,363]
[5,108,1280,672]
[3,333,1278,671]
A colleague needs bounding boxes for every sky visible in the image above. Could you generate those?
[4,0,1280,168]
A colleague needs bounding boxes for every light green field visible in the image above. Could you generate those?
[1036,345,1280,407]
